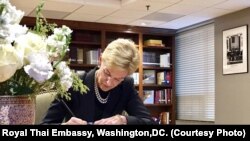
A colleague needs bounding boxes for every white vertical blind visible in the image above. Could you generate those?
[175,24,215,121]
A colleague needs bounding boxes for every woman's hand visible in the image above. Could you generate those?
[94,115,127,125]
[62,117,87,125]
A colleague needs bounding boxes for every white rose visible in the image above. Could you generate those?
[0,44,22,82]
[14,32,47,65]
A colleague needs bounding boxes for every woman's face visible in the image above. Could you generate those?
[96,64,128,92]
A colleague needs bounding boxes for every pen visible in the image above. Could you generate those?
[60,99,76,117]
[60,99,93,125]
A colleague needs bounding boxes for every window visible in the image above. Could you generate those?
[175,24,215,121]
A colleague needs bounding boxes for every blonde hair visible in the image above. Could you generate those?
[102,38,139,75]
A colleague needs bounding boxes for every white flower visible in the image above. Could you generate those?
[56,62,73,90]
[24,52,54,83]
[54,25,72,36]
[47,26,72,59]
[0,0,27,44]
[0,24,28,44]
[0,0,88,99]
[0,0,24,24]
[0,44,22,82]
[14,32,47,65]
[46,34,67,58]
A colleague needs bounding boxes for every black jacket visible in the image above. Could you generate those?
[41,68,156,125]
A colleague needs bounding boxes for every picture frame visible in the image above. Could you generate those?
[223,25,248,75]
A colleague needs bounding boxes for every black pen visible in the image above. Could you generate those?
[60,99,76,117]
[60,99,93,125]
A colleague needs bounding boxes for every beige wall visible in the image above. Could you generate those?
[215,8,250,124]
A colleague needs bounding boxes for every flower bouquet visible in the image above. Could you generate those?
[0,0,88,100]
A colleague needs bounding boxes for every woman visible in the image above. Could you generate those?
[42,38,156,125]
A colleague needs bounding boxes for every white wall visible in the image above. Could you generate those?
[215,7,250,124]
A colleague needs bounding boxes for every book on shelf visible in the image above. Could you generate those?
[157,72,164,85]
[77,48,84,64]
[86,49,101,65]
[154,89,172,104]
[157,71,172,86]
[143,52,160,67]
[160,111,170,124]
[144,39,163,47]
[166,89,172,104]
[69,47,77,64]
[155,90,165,104]
[143,90,154,104]
[143,62,160,66]
[160,53,170,67]
[143,70,156,84]
[164,71,172,86]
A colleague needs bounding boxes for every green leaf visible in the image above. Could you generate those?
[9,81,33,96]
[0,3,5,15]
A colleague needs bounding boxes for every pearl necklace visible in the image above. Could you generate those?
[94,71,109,104]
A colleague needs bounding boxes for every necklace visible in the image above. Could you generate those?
[94,71,109,104]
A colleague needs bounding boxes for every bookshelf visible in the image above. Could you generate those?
[142,34,175,124]
[21,17,176,124]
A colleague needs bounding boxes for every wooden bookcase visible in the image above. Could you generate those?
[21,17,176,124]
[142,34,175,124]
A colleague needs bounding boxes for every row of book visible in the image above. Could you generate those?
[70,48,101,64]
[143,89,172,104]
[159,111,170,125]
[143,52,170,67]
[152,111,170,125]
[70,48,170,68]
[143,70,172,86]
[130,71,172,86]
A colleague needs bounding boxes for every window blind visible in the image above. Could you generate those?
[175,24,215,121]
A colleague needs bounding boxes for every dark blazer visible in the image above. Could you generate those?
[42,68,156,125]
